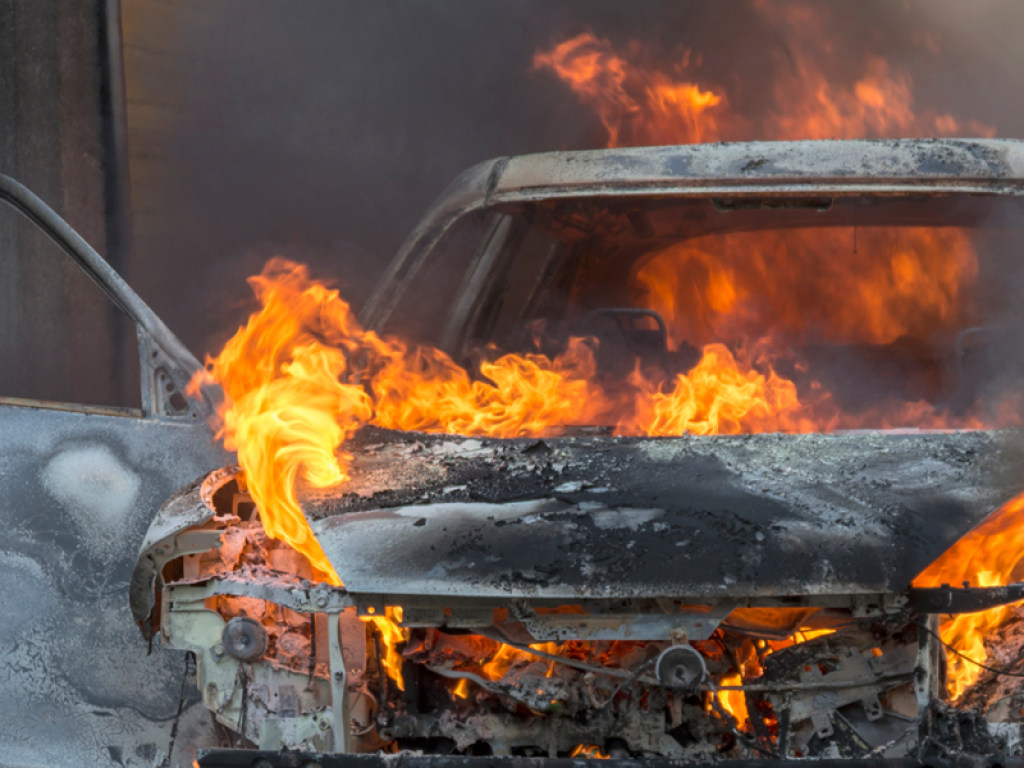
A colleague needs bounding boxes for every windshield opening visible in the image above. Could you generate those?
[451,193,1024,433]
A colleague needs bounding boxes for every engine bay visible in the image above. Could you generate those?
[134,437,1024,764]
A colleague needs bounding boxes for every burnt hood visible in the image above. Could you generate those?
[303,427,1024,601]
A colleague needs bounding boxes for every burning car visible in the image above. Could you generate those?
[131,139,1024,766]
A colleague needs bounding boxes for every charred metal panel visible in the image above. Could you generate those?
[493,140,1024,197]
[305,427,1024,600]
[0,404,229,767]
[0,175,232,767]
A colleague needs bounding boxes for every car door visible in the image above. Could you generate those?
[0,176,232,767]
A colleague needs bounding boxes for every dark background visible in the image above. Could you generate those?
[4,0,1024,405]
[120,0,1024,356]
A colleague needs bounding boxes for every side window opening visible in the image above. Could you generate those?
[381,209,501,349]
[477,222,567,353]
[0,203,141,410]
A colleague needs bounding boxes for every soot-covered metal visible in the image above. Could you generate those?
[306,426,1022,600]
[134,425,1024,762]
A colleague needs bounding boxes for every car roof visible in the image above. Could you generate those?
[361,138,1024,330]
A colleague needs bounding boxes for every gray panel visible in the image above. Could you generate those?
[0,404,229,768]
[305,428,1024,600]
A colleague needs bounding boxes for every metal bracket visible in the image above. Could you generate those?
[512,600,735,642]
[909,582,1024,614]
[328,614,351,753]
[165,577,353,615]
[138,328,206,421]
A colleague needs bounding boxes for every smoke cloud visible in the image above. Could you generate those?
[125,0,1024,357]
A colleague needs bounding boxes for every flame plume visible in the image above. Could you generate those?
[532,28,994,147]
[192,260,608,583]
[622,343,814,437]
[914,492,1024,701]
[197,260,852,580]
[193,13,1016,709]
[532,33,725,147]
[192,264,373,584]
[633,228,978,351]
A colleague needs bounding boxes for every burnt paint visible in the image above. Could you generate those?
[304,427,1022,600]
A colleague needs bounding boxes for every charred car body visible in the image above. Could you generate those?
[0,177,230,768]
[6,140,999,768]
[138,426,1024,764]
[125,139,1024,766]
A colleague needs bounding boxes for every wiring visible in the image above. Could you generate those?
[922,623,1024,679]
[478,628,656,682]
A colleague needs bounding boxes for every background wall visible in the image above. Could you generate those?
[4,1,1024,405]
[117,0,1024,361]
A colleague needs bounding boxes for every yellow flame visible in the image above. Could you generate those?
[714,672,749,726]
[362,607,407,691]
[914,491,1024,700]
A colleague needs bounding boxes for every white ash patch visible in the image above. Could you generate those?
[590,507,664,531]
[42,444,141,556]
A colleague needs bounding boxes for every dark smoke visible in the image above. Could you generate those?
[126,0,1022,358]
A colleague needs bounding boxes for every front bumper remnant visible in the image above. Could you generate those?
[196,753,1024,768]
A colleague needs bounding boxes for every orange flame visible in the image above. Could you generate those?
[710,626,835,729]
[492,11,1012,707]
[532,29,994,147]
[364,607,408,691]
[529,26,1000,438]
[197,256,1012,586]
[195,261,607,579]
[633,228,978,352]
[195,18,1012,715]
[715,672,749,727]
[625,226,986,433]
[569,745,609,759]
[197,260,854,579]
[370,336,606,437]
[914,491,1024,700]
[532,33,724,146]
[479,641,562,681]
[192,265,374,584]
[622,344,814,436]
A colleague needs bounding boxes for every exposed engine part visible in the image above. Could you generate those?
[756,635,919,757]
[655,644,707,690]
[222,616,269,662]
